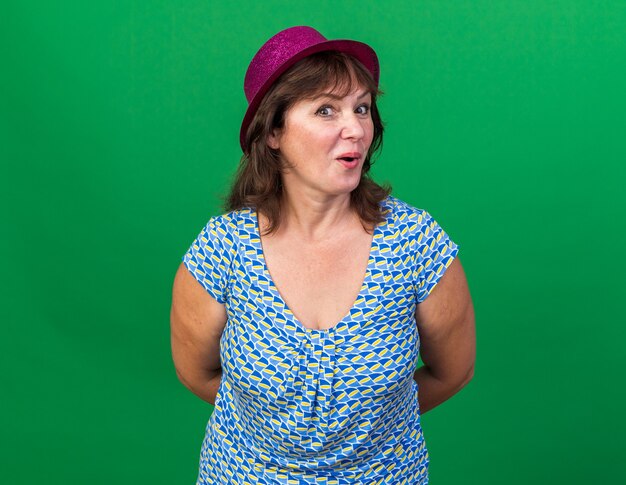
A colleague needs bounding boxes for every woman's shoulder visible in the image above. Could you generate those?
[192,207,255,250]
[380,195,454,242]
[381,195,430,224]
[206,206,254,231]
[380,195,458,265]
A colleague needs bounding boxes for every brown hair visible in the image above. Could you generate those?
[226,51,391,234]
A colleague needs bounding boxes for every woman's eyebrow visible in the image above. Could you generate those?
[315,91,371,101]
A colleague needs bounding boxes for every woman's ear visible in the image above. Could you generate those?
[267,130,280,150]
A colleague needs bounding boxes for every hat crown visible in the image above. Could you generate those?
[244,26,327,102]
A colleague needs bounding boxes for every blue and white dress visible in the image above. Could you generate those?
[183,196,459,484]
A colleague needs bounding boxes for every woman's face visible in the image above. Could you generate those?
[268,85,374,199]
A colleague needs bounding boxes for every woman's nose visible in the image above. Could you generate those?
[341,114,366,140]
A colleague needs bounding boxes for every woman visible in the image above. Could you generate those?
[171,26,475,484]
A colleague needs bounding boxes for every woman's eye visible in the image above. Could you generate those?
[356,104,370,115]
[316,105,334,116]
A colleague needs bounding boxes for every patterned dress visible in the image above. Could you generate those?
[183,196,459,484]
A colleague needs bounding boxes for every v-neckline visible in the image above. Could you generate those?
[250,209,381,335]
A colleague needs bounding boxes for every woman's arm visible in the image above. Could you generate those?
[170,262,227,405]
[414,257,476,414]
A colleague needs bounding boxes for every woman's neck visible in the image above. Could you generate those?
[274,190,358,241]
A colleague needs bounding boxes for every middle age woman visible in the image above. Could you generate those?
[171,26,476,484]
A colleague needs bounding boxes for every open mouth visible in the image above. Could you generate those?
[336,152,361,163]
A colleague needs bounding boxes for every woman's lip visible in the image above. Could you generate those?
[336,152,362,160]
[337,158,360,169]
[335,152,362,168]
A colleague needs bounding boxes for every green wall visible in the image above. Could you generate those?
[2,1,625,483]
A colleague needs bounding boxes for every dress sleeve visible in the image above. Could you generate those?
[182,216,233,304]
[413,210,459,303]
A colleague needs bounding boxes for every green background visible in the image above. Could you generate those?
[2,1,625,483]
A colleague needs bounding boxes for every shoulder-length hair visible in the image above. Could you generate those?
[226,51,390,234]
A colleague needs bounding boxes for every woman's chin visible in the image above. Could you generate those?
[331,181,362,197]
